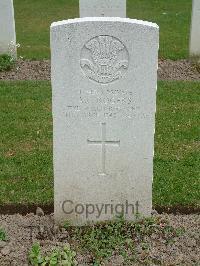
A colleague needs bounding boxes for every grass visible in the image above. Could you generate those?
[0,80,199,207]
[14,0,192,60]
[154,81,200,206]
[0,81,53,204]
[0,228,7,241]
[0,55,16,72]
[14,0,79,60]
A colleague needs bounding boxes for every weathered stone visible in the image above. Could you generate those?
[190,0,200,56]
[51,17,159,225]
[79,0,126,18]
[0,0,16,58]
[36,207,44,216]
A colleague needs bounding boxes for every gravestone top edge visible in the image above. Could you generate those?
[51,17,159,30]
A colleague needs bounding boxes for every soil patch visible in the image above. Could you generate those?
[0,213,199,265]
[0,60,50,81]
[158,59,200,81]
[0,59,200,81]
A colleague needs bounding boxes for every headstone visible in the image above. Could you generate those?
[190,0,200,56]
[0,0,16,58]
[51,17,159,225]
[79,0,126,18]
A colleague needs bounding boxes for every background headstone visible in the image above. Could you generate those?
[51,17,159,225]
[79,0,126,17]
[190,0,200,56]
[0,0,16,58]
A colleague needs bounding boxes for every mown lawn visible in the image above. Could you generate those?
[14,0,192,60]
[0,80,199,207]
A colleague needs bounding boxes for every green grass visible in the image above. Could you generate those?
[14,0,192,60]
[0,228,7,241]
[14,0,79,60]
[0,80,199,207]
[0,81,53,203]
[154,81,200,206]
[0,54,16,72]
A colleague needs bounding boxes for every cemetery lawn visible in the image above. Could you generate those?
[0,80,199,209]
[14,0,191,60]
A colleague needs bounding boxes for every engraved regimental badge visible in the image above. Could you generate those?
[81,35,129,84]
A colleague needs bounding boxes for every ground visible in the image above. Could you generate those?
[0,0,200,265]
[0,213,199,265]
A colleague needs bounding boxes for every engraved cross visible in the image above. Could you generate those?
[87,123,120,176]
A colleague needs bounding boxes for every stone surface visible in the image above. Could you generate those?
[36,207,44,216]
[190,0,200,56]
[79,0,126,18]
[0,0,16,58]
[51,17,159,225]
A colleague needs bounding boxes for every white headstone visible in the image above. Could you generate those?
[79,0,126,18]
[190,0,200,56]
[0,0,16,58]
[51,17,159,225]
